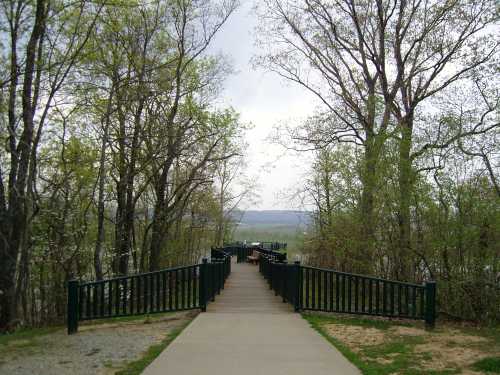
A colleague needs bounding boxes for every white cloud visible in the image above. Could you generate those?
[208,0,317,209]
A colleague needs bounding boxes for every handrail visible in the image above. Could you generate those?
[258,255,436,328]
[80,264,199,287]
[301,265,424,288]
[68,248,233,335]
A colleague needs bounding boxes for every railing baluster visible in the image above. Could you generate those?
[368,279,372,314]
[149,274,154,312]
[420,287,424,318]
[130,277,134,315]
[169,271,173,310]
[86,284,91,318]
[323,270,327,311]
[329,272,334,311]
[194,266,198,307]
[341,275,346,312]
[316,271,322,310]
[390,283,395,316]
[405,285,410,317]
[354,277,359,312]
[181,268,186,308]
[100,282,105,317]
[175,269,180,309]
[412,286,417,318]
[115,280,120,316]
[143,274,148,314]
[305,268,310,309]
[398,284,402,316]
[92,285,97,318]
[347,276,352,313]
[122,278,127,315]
[162,272,166,311]
[335,274,340,312]
[187,268,192,308]
[382,281,387,315]
[311,269,316,310]
[156,273,160,312]
[137,276,142,314]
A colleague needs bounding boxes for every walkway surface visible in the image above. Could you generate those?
[141,258,361,375]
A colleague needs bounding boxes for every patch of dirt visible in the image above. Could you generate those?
[414,329,492,371]
[0,311,197,375]
[323,321,499,373]
[390,326,426,336]
[324,324,386,349]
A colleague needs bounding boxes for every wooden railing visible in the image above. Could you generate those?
[259,255,437,327]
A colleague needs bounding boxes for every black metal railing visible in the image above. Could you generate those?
[224,241,287,260]
[259,255,436,327]
[68,251,232,334]
[233,245,287,263]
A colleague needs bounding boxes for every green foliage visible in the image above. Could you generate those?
[473,357,500,373]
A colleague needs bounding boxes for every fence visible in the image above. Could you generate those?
[230,245,287,263]
[67,251,232,334]
[224,241,287,256]
[259,254,437,327]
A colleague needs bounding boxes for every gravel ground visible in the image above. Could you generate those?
[0,311,197,375]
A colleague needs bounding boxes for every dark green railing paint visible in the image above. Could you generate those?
[258,255,437,327]
[68,249,232,334]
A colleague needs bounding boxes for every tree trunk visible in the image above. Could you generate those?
[397,120,413,280]
[359,133,378,274]
[0,0,47,329]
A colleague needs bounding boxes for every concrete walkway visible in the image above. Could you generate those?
[141,259,360,375]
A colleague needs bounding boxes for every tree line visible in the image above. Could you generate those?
[0,0,249,330]
[256,0,499,323]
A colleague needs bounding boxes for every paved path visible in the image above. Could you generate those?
[141,259,360,375]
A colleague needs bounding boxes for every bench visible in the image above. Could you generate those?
[247,250,260,265]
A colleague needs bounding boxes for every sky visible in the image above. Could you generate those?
[208,0,318,211]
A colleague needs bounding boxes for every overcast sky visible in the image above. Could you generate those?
[208,0,318,210]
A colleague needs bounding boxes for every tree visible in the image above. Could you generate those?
[0,0,102,329]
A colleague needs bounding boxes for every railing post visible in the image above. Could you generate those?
[294,261,301,312]
[424,281,436,329]
[199,258,208,312]
[269,259,273,290]
[67,279,79,334]
[282,261,288,303]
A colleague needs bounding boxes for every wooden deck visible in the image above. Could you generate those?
[206,258,292,314]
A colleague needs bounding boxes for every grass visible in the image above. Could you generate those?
[303,313,499,375]
[80,310,180,327]
[113,318,193,375]
[0,326,61,348]
[473,357,500,373]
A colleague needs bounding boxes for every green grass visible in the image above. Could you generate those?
[80,310,180,327]
[114,319,193,375]
[303,314,459,375]
[473,357,500,373]
[0,326,62,348]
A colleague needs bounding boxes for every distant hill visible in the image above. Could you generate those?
[232,210,311,227]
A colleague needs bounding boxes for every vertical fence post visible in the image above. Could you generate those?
[424,281,436,329]
[199,258,208,312]
[67,280,79,334]
[294,261,301,312]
